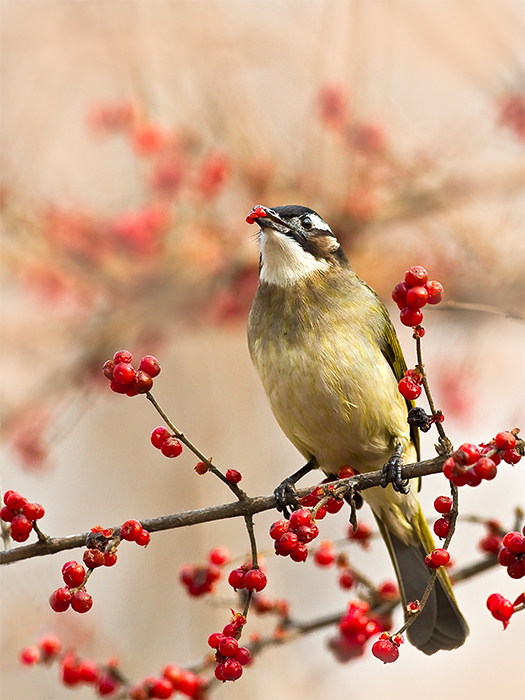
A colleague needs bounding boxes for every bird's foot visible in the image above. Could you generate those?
[274,459,318,518]
[274,478,301,518]
[380,445,410,494]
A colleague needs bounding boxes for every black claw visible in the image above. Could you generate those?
[274,458,318,519]
[274,479,301,518]
[380,445,410,494]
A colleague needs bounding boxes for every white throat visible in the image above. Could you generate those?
[259,229,331,287]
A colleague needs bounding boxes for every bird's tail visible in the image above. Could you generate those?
[375,505,469,655]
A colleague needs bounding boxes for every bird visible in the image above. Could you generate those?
[246,204,469,655]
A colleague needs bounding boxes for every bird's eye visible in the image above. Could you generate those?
[301,215,313,230]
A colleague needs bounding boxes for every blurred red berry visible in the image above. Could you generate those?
[20,646,40,665]
[208,546,230,566]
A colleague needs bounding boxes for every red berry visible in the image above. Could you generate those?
[104,551,118,567]
[62,561,86,587]
[5,491,28,511]
[102,359,116,379]
[498,547,517,566]
[433,517,450,539]
[139,355,161,377]
[314,541,336,567]
[430,548,450,567]
[160,437,183,458]
[244,568,267,592]
[39,634,62,658]
[49,586,72,612]
[194,461,208,474]
[289,508,313,530]
[434,496,452,514]
[488,596,514,623]
[77,659,100,683]
[135,528,151,546]
[479,534,502,554]
[228,567,247,589]
[398,376,422,400]
[486,592,505,610]
[289,542,308,562]
[399,306,423,327]
[225,469,242,484]
[295,524,319,542]
[235,647,252,666]
[71,588,93,613]
[455,443,481,466]
[10,514,34,542]
[113,362,136,385]
[338,568,355,589]
[503,531,525,553]
[151,426,171,449]
[23,502,45,520]
[83,548,105,569]
[474,457,498,480]
[208,632,224,649]
[0,505,15,522]
[425,280,444,304]
[507,559,525,579]
[494,431,516,451]
[61,653,81,685]
[465,468,482,487]
[218,636,238,657]
[120,519,142,541]
[391,281,408,308]
[378,581,399,599]
[371,637,400,663]
[277,531,298,553]
[97,673,120,696]
[208,546,230,566]
[404,266,428,287]
[131,370,154,394]
[502,449,521,464]
[217,657,243,681]
[113,350,133,364]
[405,285,428,309]
[109,379,129,394]
[150,678,174,699]
[20,646,40,665]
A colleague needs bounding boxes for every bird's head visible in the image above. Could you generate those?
[247,205,348,287]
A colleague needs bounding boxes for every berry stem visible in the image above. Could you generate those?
[415,335,452,453]
[145,392,247,498]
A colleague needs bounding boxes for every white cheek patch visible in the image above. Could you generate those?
[308,213,333,233]
[259,230,331,286]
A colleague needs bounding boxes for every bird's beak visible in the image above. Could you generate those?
[246,205,287,229]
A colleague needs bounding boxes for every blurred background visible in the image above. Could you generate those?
[1,1,524,698]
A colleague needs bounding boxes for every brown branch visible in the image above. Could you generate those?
[0,455,447,566]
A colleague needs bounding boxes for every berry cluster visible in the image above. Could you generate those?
[179,547,231,597]
[329,600,390,662]
[228,565,268,593]
[49,561,93,614]
[443,431,521,487]
[371,632,404,664]
[103,350,161,396]
[150,426,183,459]
[0,490,45,542]
[497,528,525,579]
[208,625,252,683]
[269,508,320,563]
[486,592,523,629]
[20,634,62,666]
[49,522,149,614]
[120,519,151,546]
[392,266,444,328]
[300,482,345,519]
